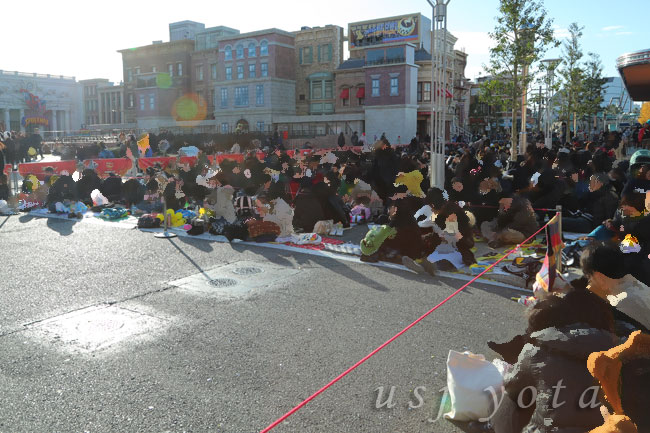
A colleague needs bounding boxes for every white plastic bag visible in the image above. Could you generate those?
[444,350,504,421]
[91,189,108,206]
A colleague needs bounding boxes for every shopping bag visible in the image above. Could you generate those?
[444,350,504,421]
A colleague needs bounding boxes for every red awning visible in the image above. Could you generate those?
[356,87,365,98]
[340,88,350,99]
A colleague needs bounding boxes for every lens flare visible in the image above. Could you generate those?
[172,93,208,126]
[156,73,172,89]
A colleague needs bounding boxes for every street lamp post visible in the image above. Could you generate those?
[427,0,450,188]
[541,58,560,149]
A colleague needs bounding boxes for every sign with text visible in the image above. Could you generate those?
[349,14,419,48]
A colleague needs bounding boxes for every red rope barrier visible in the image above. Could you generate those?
[259,218,553,433]
[467,203,557,212]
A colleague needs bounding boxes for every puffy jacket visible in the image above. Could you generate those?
[494,325,617,433]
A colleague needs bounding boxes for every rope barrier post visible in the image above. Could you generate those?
[154,194,176,239]
[555,204,562,274]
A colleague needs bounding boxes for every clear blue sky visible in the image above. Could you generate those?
[2,0,646,83]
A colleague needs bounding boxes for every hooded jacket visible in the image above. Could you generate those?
[494,325,617,433]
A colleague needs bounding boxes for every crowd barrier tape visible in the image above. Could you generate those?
[259,217,554,433]
[467,203,559,213]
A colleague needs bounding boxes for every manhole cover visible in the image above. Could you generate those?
[208,278,238,288]
[232,267,263,276]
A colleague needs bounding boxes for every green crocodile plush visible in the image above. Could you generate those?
[360,225,397,256]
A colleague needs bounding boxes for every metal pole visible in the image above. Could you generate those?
[520,64,529,155]
[555,204,562,274]
[428,0,435,188]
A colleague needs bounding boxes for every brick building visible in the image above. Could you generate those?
[118,39,194,129]
[212,29,296,134]
[293,25,345,116]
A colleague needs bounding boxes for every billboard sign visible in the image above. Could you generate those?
[349,14,419,48]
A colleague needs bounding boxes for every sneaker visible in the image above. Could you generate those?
[402,256,427,275]
[421,260,438,277]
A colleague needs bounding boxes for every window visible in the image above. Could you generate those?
[234,86,249,106]
[261,63,268,77]
[135,67,141,75]
[177,62,183,76]
[371,78,380,97]
[149,93,155,110]
[211,63,217,80]
[127,69,133,82]
[256,121,265,131]
[386,47,404,63]
[221,122,229,134]
[300,46,313,64]
[423,82,431,101]
[139,95,145,111]
[225,66,232,80]
[390,77,398,96]
[248,42,256,57]
[260,40,268,56]
[255,84,264,105]
[220,88,228,108]
[152,66,157,73]
[249,64,256,78]
[310,79,333,100]
[236,44,244,59]
[196,65,203,81]
[417,82,422,102]
[168,64,173,77]
[367,49,384,65]
[225,46,232,61]
[211,89,216,107]
[237,65,244,79]
[318,44,332,62]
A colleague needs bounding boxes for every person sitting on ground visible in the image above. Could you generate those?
[580,242,650,334]
[75,169,102,205]
[490,285,617,433]
[480,192,538,248]
[563,172,619,233]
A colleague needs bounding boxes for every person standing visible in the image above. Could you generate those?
[337,131,346,148]
[350,131,359,147]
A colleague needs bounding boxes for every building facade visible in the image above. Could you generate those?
[212,29,296,134]
[0,70,82,135]
[80,79,127,128]
[293,25,345,116]
[118,39,195,129]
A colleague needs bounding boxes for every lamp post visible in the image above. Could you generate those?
[541,58,560,149]
[427,0,450,188]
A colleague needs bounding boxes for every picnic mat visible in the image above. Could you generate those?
[279,236,345,251]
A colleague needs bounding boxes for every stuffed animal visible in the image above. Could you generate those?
[205,186,237,223]
[360,225,397,256]
[263,198,294,237]
[394,170,425,198]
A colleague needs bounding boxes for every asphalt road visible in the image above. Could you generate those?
[0,214,527,433]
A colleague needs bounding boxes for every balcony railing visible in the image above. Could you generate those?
[365,57,406,67]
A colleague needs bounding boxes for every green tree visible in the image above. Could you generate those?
[478,78,511,134]
[579,52,607,130]
[485,0,558,160]
[558,22,584,137]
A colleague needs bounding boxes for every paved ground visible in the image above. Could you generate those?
[0,214,527,433]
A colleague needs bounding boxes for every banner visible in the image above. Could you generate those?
[18,161,77,180]
[349,14,419,48]
[84,159,133,177]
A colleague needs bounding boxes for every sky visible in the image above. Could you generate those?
[2,0,647,84]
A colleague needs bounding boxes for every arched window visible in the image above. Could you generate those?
[260,40,269,56]
[248,42,256,57]
[224,46,232,61]
[236,44,244,59]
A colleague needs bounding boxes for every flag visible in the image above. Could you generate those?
[536,215,564,293]
[137,134,150,156]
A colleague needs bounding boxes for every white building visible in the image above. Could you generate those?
[601,76,635,113]
[0,70,82,136]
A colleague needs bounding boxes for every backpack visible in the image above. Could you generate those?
[137,214,161,229]
[234,195,256,219]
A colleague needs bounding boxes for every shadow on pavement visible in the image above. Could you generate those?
[46,217,76,236]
